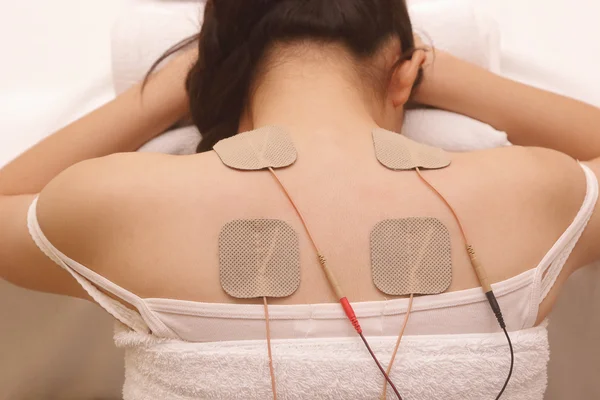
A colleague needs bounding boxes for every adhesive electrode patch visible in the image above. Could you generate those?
[371,218,452,296]
[372,128,451,170]
[219,219,301,299]
[213,126,297,170]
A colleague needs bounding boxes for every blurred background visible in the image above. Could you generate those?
[0,0,135,165]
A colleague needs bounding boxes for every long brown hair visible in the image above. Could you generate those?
[148,0,420,153]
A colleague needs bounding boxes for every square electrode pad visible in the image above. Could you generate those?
[219,219,301,299]
[213,126,297,170]
[372,128,451,170]
[371,218,452,296]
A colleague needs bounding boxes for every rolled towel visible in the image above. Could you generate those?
[110,0,510,154]
[137,125,200,156]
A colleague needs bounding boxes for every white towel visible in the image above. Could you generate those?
[114,322,549,400]
[110,0,511,155]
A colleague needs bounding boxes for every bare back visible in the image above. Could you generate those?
[40,141,595,324]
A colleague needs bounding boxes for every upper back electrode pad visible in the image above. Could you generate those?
[214,125,297,170]
[372,128,451,170]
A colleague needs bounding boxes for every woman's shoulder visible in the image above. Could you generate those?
[47,151,226,198]
[448,145,596,274]
[450,145,586,207]
[73,151,221,180]
[452,145,583,180]
[37,151,227,257]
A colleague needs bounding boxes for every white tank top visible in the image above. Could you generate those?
[27,164,598,399]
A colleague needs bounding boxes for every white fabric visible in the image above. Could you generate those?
[113,323,549,400]
[111,1,202,96]
[26,165,598,399]
[112,0,510,155]
[404,0,511,151]
[137,126,201,156]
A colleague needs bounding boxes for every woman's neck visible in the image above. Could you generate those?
[248,56,386,146]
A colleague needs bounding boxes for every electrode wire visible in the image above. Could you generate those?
[495,327,515,400]
[263,297,277,400]
[415,168,469,243]
[415,167,514,399]
[267,167,403,400]
[381,294,414,400]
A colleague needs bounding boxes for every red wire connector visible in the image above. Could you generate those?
[340,297,362,334]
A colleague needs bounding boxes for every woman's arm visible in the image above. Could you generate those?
[414,52,600,161]
[414,51,600,270]
[0,50,195,298]
[0,49,196,196]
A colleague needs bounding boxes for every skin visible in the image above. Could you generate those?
[0,39,598,328]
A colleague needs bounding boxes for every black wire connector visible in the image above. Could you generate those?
[485,291,515,400]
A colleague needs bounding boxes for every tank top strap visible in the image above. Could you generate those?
[27,197,179,338]
[525,163,598,327]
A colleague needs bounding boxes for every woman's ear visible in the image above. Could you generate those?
[389,50,426,108]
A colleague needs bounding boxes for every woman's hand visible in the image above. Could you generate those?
[0,47,201,302]
[410,36,455,108]
[0,48,199,196]
[407,38,600,161]
[147,47,198,122]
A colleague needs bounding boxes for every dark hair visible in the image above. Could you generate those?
[150,0,421,153]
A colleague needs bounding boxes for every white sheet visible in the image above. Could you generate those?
[0,1,599,399]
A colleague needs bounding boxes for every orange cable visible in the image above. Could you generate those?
[381,294,414,400]
[268,168,322,255]
[263,296,277,400]
[268,168,346,301]
[267,168,402,399]
[377,168,474,399]
[416,160,512,397]
[415,168,470,244]
[415,168,494,292]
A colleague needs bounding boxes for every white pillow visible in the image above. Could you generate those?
[404,0,509,151]
[111,0,510,154]
[111,2,203,96]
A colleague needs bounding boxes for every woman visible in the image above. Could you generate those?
[1,0,598,399]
